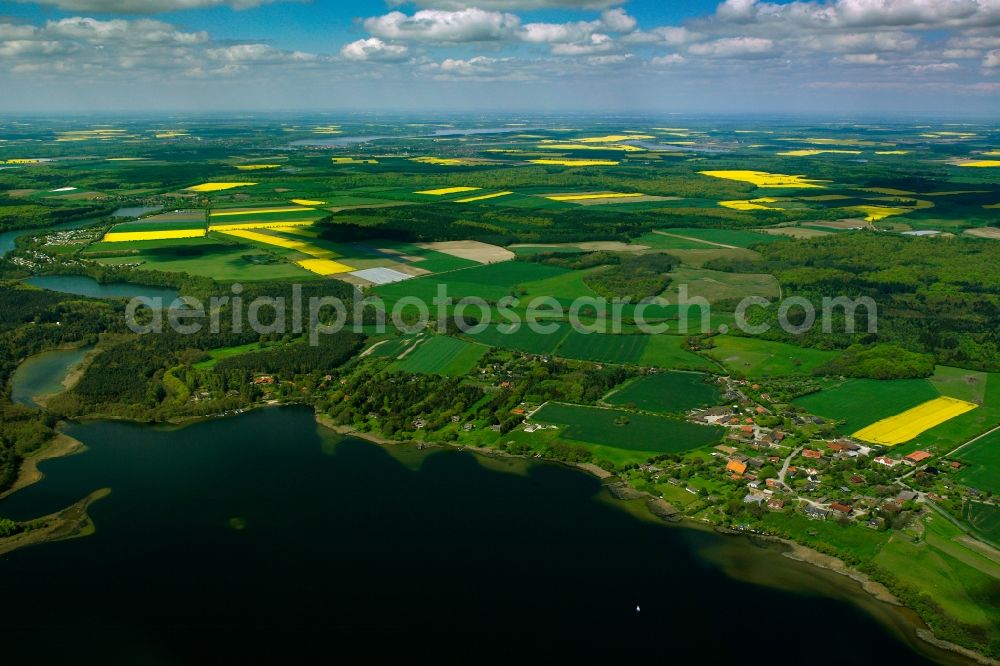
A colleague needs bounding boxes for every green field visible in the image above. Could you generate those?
[963,502,1000,544]
[706,336,837,376]
[376,260,566,306]
[97,242,316,281]
[663,266,780,304]
[556,330,648,364]
[956,429,1000,493]
[392,336,487,376]
[794,377,941,434]
[639,334,718,371]
[657,227,785,248]
[532,402,723,453]
[467,322,568,355]
[605,371,719,413]
[193,342,271,369]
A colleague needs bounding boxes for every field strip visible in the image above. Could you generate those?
[853,396,978,446]
[216,229,354,275]
[210,207,315,217]
[947,422,1000,457]
[103,229,206,242]
[453,191,513,203]
[359,340,389,358]
[955,533,1000,565]
[652,230,738,249]
[925,531,1000,579]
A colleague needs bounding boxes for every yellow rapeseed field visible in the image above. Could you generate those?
[719,198,780,211]
[777,149,862,157]
[209,220,316,231]
[4,158,41,164]
[410,157,477,166]
[576,135,655,143]
[958,160,1000,168]
[876,150,911,155]
[849,205,911,222]
[210,207,314,217]
[187,182,257,192]
[547,192,644,201]
[852,396,978,446]
[415,187,480,196]
[235,164,280,171]
[295,259,355,275]
[699,170,826,188]
[291,199,326,206]
[453,191,513,203]
[537,143,645,152]
[529,159,619,166]
[332,157,378,164]
[217,229,354,276]
[103,229,207,242]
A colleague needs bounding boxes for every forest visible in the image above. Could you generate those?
[706,234,1000,372]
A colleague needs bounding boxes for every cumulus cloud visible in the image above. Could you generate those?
[907,62,960,72]
[710,0,1000,31]
[387,0,622,8]
[0,16,324,78]
[835,52,884,64]
[650,53,685,66]
[340,37,409,62]
[688,36,774,58]
[364,9,521,42]
[18,0,284,12]
[550,32,614,55]
[985,49,1000,68]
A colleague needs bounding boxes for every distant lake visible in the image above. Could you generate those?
[0,406,959,662]
[24,275,179,301]
[111,206,162,218]
[290,126,541,147]
[10,346,91,408]
[0,217,101,258]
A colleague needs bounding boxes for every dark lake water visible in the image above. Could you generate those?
[24,275,179,301]
[0,407,959,662]
[10,346,91,407]
[111,206,162,218]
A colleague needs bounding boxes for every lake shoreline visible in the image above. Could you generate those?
[0,406,990,664]
[0,431,86,502]
[0,488,110,557]
[310,411,990,666]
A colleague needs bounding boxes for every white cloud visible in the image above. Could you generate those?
[207,43,316,64]
[942,48,981,58]
[600,8,637,34]
[551,33,614,55]
[364,9,521,43]
[585,53,632,65]
[624,26,693,46]
[908,62,960,72]
[650,53,685,66]
[835,52,884,64]
[388,0,621,9]
[688,36,774,57]
[18,0,284,12]
[710,0,1000,31]
[985,49,1000,67]
[340,37,409,62]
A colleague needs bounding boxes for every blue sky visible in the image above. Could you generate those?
[1,1,998,114]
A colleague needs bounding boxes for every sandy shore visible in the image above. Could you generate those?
[0,487,110,557]
[0,432,85,501]
[777,537,900,605]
